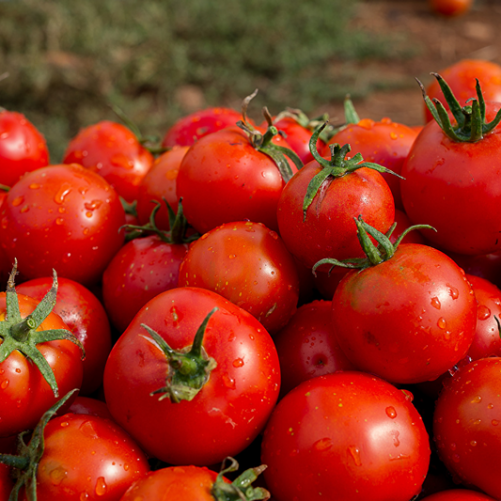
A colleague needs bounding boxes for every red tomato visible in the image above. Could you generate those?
[429,0,473,17]
[178,221,299,334]
[273,299,355,398]
[161,107,244,147]
[261,371,430,501]
[102,234,189,333]
[15,277,112,395]
[423,60,501,123]
[0,110,49,187]
[0,463,13,501]
[103,287,280,466]
[433,357,501,499]
[67,396,113,421]
[0,164,126,286]
[20,412,150,501]
[332,243,476,384]
[176,125,299,234]
[420,489,497,501]
[63,121,154,203]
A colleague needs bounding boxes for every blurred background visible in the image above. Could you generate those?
[1,0,500,162]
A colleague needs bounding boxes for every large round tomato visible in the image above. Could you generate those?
[261,371,430,501]
[433,357,501,499]
[0,164,126,286]
[103,287,280,466]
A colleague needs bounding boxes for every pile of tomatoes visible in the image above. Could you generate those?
[1,57,501,501]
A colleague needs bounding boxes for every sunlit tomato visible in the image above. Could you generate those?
[63,121,154,203]
[433,357,501,499]
[104,287,280,466]
[0,164,126,286]
[261,371,430,501]
[429,0,473,17]
[0,110,49,187]
[161,107,244,148]
[178,221,299,334]
[16,277,112,395]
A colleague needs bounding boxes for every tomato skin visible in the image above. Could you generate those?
[420,489,497,501]
[0,293,83,438]
[16,277,112,395]
[176,126,298,234]
[178,221,299,334]
[19,412,150,501]
[103,286,280,466]
[63,121,154,203]
[332,243,476,384]
[261,371,430,501]
[401,105,501,256]
[0,110,49,187]
[0,462,13,501]
[0,164,126,287]
[277,162,395,269]
[68,396,113,421]
[433,358,501,499]
[429,0,473,16]
[102,235,189,333]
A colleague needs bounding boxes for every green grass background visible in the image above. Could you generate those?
[0,0,414,162]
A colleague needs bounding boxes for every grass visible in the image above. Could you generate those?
[0,0,417,162]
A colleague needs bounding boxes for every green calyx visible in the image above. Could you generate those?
[0,262,85,398]
[272,107,336,143]
[143,307,218,403]
[312,215,436,275]
[302,122,404,221]
[0,389,78,501]
[236,90,303,183]
[211,457,270,501]
[418,73,501,142]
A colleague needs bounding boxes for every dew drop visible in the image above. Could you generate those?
[471,396,482,404]
[95,477,107,496]
[437,317,447,329]
[477,305,491,320]
[470,440,477,447]
[391,430,400,447]
[49,466,67,485]
[222,373,236,390]
[123,463,129,471]
[0,380,8,389]
[431,297,441,309]
[12,196,24,207]
[385,406,397,419]
[54,183,72,204]
[348,446,361,466]
[29,183,40,190]
[110,153,134,170]
[233,358,244,368]
[84,200,103,211]
[449,287,459,299]
[80,420,99,439]
[491,419,499,426]
[314,437,332,452]
[56,218,64,225]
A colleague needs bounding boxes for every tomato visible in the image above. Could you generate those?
[0,463,12,501]
[161,107,244,148]
[261,371,430,501]
[63,121,154,203]
[433,357,501,499]
[176,125,299,234]
[178,220,299,334]
[0,164,126,287]
[103,287,280,466]
[15,277,112,395]
[423,60,501,123]
[67,396,113,421]
[429,0,473,17]
[420,489,498,501]
[135,145,189,230]
[0,110,49,187]
[273,299,355,398]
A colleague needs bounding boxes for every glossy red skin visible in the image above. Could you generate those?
[433,358,501,499]
[424,60,501,122]
[448,250,501,290]
[0,164,126,287]
[401,104,501,256]
[19,413,150,501]
[16,277,112,395]
[0,463,13,501]
[120,465,233,501]
[103,287,280,466]
[68,396,113,421]
[176,126,298,234]
[0,293,83,437]
[0,110,49,187]
[429,0,473,16]
[464,274,501,360]
[63,121,154,203]
[277,162,395,269]
[324,117,418,209]
[273,299,355,398]
[178,221,299,335]
[261,371,430,501]
[420,489,497,501]
[102,235,189,333]
[161,107,243,147]
[135,145,189,230]
[332,243,477,384]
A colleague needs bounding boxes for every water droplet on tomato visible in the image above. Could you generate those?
[80,420,99,439]
[477,305,491,320]
[95,477,107,496]
[347,446,362,466]
[222,373,236,390]
[29,183,40,190]
[437,317,447,329]
[314,437,332,452]
[49,466,67,485]
[110,153,134,170]
[492,419,499,426]
[233,358,244,368]
[80,492,90,501]
[56,218,64,225]
[471,395,482,404]
[449,287,459,299]
[1,379,9,389]
[431,297,441,309]
[123,463,130,471]
[386,406,397,418]
[54,183,72,204]
[391,430,400,446]
[12,196,24,207]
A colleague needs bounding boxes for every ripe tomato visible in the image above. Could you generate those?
[0,110,49,187]
[420,489,498,501]
[178,220,299,334]
[63,121,154,203]
[67,396,113,421]
[261,371,430,501]
[429,0,473,17]
[103,287,280,466]
[433,357,501,499]
[0,462,12,501]
[16,277,112,395]
[0,164,126,287]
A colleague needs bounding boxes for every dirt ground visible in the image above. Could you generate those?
[330,0,501,126]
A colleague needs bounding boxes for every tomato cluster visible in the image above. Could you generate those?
[1,59,501,501]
